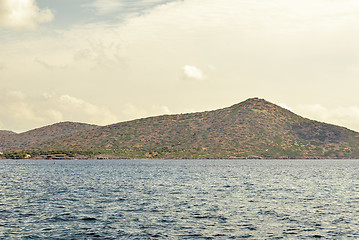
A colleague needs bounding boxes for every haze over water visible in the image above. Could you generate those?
[1,159,359,239]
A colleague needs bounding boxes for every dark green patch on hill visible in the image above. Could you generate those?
[11,98,359,159]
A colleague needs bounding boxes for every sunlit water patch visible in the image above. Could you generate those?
[1,159,359,239]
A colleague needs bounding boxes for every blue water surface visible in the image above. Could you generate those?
[1,159,359,239]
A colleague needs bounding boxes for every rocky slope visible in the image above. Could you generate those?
[0,130,17,137]
[0,122,98,151]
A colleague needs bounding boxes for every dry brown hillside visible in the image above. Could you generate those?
[0,122,98,151]
[16,98,359,159]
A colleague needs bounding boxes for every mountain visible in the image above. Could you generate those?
[0,122,99,152]
[12,98,359,159]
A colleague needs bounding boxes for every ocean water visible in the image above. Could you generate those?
[1,159,359,239]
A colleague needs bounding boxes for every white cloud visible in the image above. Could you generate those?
[85,0,124,15]
[84,0,172,16]
[73,38,127,69]
[0,90,119,132]
[182,65,205,81]
[0,0,53,30]
[0,91,43,128]
[297,104,359,132]
[55,94,119,125]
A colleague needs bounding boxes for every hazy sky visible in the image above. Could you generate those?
[1,0,359,133]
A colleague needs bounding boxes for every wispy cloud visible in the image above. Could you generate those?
[84,0,124,15]
[182,65,205,81]
[84,0,172,17]
[0,0,53,30]
[0,90,118,132]
[297,104,359,131]
[57,94,119,124]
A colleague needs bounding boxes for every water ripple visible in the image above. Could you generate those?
[1,159,359,238]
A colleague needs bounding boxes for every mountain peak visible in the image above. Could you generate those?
[244,97,262,102]
[228,97,289,115]
[231,97,271,107]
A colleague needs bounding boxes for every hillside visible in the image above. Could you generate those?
[0,122,99,152]
[15,98,359,159]
[0,130,17,137]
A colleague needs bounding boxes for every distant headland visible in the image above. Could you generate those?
[1,98,359,159]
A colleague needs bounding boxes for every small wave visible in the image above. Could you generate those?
[81,217,97,221]
[86,232,101,237]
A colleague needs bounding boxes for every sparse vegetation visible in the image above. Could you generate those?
[2,98,359,159]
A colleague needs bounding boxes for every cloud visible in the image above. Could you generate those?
[182,65,205,81]
[0,0,53,30]
[84,0,172,17]
[85,0,123,15]
[73,38,127,69]
[297,104,359,132]
[0,91,43,130]
[55,94,119,126]
[35,58,69,70]
[0,90,119,132]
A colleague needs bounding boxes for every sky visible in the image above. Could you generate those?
[1,0,359,133]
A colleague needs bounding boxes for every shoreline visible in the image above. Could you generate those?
[2,156,359,160]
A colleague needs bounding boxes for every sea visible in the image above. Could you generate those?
[1,159,359,239]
